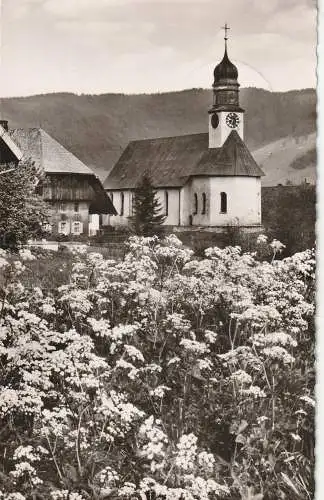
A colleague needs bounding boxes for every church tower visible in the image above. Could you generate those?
[209,24,244,148]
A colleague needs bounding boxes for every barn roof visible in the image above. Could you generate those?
[9,128,94,175]
[0,124,24,161]
[3,126,116,215]
[104,130,264,190]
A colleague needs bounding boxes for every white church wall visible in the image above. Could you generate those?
[104,188,181,227]
[209,177,261,226]
[179,184,191,226]
[103,178,261,229]
[103,190,131,227]
[191,178,212,226]
[156,189,180,226]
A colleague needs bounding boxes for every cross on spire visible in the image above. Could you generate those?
[222,23,230,41]
[222,22,230,50]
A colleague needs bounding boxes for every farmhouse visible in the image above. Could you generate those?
[0,120,116,236]
[104,33,264,229]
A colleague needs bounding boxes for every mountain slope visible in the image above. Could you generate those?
[253,132,316,186]
[1,88,316,183]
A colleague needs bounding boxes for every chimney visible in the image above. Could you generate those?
[0,120,8,131]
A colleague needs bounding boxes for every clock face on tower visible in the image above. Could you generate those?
[226,112,240,129]
[211,113,219,129]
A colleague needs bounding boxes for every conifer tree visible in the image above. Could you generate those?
[0,161,50,249]
[130,173,166,236]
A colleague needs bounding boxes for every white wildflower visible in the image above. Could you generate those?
[204,329,218,343]
[138,416,168,465]
[149,385,171,399]
[270,239,286,252]
[197,359,212,371]
[124,344,145,363]
[4,494,27,500]
[230,369,252,385]
[290,433,302,442]
[94,466,119,487]
[117,482,136,497]
[241,385,266,398]
[197,451,215,471]
[256,234,268,245]
[180,339,209,355]
[300,395,315,408]
[295,409,307,416]
[0,257,9,269]
[175,434,198,471]
[253,330,297,348]
[167,357,181,366]
[18,249,35,261]
[262,346,295,364]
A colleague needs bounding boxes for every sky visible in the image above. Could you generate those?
[0,0,318,97]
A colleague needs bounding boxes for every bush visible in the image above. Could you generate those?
[0,162,50,250]
[262,185,316,256]
[0,236,315,499]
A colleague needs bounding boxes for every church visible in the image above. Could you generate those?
[104,30,264,229]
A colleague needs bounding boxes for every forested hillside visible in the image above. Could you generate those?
[1,87,316,181]
[254,133,316,186]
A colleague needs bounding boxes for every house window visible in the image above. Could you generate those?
[72,221,83,235]
[58,221,70,235]
[35,183,43,196]
[120,192,124,216]
[58,202,66,212]
[193,193,198,215]
[220,192,227,213]
[74,202,79,212]
[202,192,207,215]
[42,223,52,234]
[165,191,169,216]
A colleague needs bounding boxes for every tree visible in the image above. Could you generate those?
[129,173,166,236]
[0,161,50,250]
[264,184,316,256]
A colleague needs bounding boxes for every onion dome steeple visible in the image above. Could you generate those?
[210,23,243,111]
[213,45,238,85]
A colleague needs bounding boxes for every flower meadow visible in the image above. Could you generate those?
[0,236,315,500]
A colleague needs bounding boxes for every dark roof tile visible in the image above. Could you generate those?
[105,133,208,189]
[9,128,94,175]
[7,127,117,214]
[197,131,265,176]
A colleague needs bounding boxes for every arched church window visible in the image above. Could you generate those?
[202,193,207,215]
[165,191,169,216]
[193,193,198,215]
[220,192,227,213]
[120,192,124,216]
[129,192,134,215]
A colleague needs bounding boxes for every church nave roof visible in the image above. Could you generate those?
[104,130,264,190]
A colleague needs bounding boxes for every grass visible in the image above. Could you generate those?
[20,244,126,292]
[21,248,74,292]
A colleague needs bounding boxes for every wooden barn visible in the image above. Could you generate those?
[0,120,116,236]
